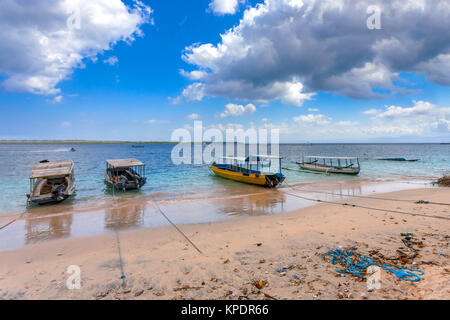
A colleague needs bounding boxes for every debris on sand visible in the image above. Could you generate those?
[134,289,144,297]
[435,175,450,186]
[254,280,264,289]
[323,242,426,282]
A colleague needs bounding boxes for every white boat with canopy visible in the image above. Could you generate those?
[27,160,76,205]
[105,159,147,191]
[296,156,360,175]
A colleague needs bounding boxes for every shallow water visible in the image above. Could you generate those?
[0,143,448,214]
[0,179,434,251]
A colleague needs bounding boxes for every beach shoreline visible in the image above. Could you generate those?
[0,177,437,251]
[0,185,448,300]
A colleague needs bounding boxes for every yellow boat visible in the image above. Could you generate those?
[210,155,285,187]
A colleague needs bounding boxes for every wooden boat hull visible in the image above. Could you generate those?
[378,158,419,162]
[296,162,360,175]
[29,178,76,205]
[210,165,284,187]
[31,194,72,205]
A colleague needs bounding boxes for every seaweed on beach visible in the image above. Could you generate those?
[435,175,450,186]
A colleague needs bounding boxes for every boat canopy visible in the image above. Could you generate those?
[221,156,248,162]
[219,155,282,162]
[30,160,74,179]
[247,155,283,160]
[106,159,144,168]
[216,154,282,174]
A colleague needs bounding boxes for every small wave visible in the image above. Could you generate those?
[30,148,71,153]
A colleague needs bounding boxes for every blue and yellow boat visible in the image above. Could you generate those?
[210,155,285,187]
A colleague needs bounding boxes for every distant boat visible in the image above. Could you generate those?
[296,156,360,175]
[210,155,285,187]
[70,147,76,152]
[378,157,419,162]
[105,159,147,191]
[27,160,76,205]
[131,145,144,148]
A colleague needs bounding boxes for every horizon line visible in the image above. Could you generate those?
[0,139,449,145]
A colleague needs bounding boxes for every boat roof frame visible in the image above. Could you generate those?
[248,154,283,160]
[220,155,283,162]
[305,156,359,160]
[106,158,145,168]
[30,160,74,179]
[221,156,247,162]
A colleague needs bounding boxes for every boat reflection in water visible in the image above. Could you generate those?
[216,190,287,217]
[104,203,146,230]
[25,210,74,245]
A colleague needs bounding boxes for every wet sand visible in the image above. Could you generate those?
[0,186,448,300]
[0,178,434,251]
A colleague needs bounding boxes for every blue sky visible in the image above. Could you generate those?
[0,0,449,142]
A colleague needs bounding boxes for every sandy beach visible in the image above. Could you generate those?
[0,185,448,300]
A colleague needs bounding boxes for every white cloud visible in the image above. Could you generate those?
[282,100,450,140]
[336,121,359,126]
[363,108,380,115]
[415,54,450,86]
[146,119,170,124]
[180,69,208,80]
[220,103,256,118]
[201,100,449,142]
[293,114,331,126]
[176,79,314,106]
[53,95,63,104]
[377,101,435,119]
[308,108,319,112]
[209,0,240,15]
[103,56,119,66]
[207,122,245,131]
[0,0,152,95]
[172,83,205,103]
[187,113,199,120]
[181,0,450,104]
[60,121,71,127]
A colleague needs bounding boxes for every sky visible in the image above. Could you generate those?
[0,0,449,143]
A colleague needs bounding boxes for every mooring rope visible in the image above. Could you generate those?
[114,221,126,285]
[281,184,450,206]
[0,218,18,230]
[0,210,27,231]
[111,185,126,286]
[151,199,203,254]
[281,182,450,221]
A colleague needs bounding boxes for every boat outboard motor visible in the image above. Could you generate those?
[51,184,65,201]
[119,175,128,191]
[265,176,274,187]
[137,176,147,188]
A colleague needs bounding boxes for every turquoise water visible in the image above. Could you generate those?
[0,143,448,214]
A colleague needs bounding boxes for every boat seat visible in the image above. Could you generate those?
[40,183,53,195]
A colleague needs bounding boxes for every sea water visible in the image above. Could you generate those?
[0,143,448,250]
[0,143,448,214]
